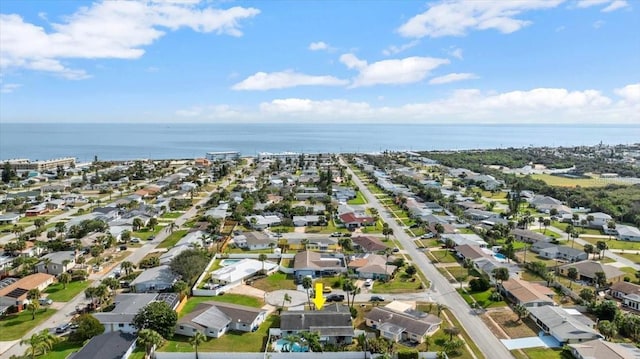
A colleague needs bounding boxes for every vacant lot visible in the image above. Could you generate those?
[488,310,538,339]
[531,174,627,188]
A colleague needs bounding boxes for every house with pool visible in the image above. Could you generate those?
[209,258,278,288]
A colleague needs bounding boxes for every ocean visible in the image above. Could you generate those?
[0,123,638,162]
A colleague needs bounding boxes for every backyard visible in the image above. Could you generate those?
[44,280,92,302]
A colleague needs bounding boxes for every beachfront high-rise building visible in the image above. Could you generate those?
[205,151,240,161]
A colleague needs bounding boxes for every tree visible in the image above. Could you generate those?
[567,267,578,289]
[2,161,15,183]
[584,244,595,260]
[190,332,208,359]
[513,304,528,322]
[69,314,104,342]
[342,280,355,308]
[121,261,135,276]
[59,272,72,289]
[282,293,292,309]
[565,224,574,242]
[579,288,595,303]
[405,265,417,277]
[596,240,608,260]
[436,303,446,318]
[594,271,607,289]
[169,249,210,285]
[607,220,616,241]
[302,276,313,309]
[492,267,510,288]
[21,330,59,359]
[173,280,190,298]
[102,277,120,293]
[27,300,40,320]
[424,335,432,352]
[258,253,268,274]
[444,326,460,341]
[597,320,617,340]
[120,230,131,244]
[137,329,165,359]
[132,218,144,231]
[132,301,178,339]
[543,219,551,234]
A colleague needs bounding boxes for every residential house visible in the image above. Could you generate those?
[246,215,281,230]
[292,215,322,227]
[348,254,396,281]
[0,213,21,224]
[176,302,267,338]
[473,257,521,281]
[159,230,206,265]
[94,293,180,333]
[351,236,387,253]
[25,204,49,217]
[365,303,441,343]
[129,265,178,293]
[280,304,354,345]
[338,212,376,229]
[512,229,553,243]
[531,242,588,263]
[441,233,487,248]
[209,258,277,287]
[454,244,490,261]
[558,261,626,287]
[293,251,347,281]
[528,306,601,344]
[608,282,640,311]
[499,278,556,307]
[45,199,66,210]
[529,195,572,215]
[69,332,137,359]
[204,202,230,220]
[36,251,76,275]
[569,339,640,359]
[616,225,640,242]
[92,206,120,221]
[0,273,55,312]
[232,232,276,251]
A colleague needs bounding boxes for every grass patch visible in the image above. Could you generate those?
[579,236,640,250]
[618,252,640,264]
[430,250,459,263]
[162,315,278,352]
[457,288,507,309]
[552,223,602,236]
[372,272,423,294]
[521,347,564,359]
[180,294,263,318]
[157,230,188,248]
[347,191,368,205]
[161,212,184,219]
[249,272,297,292]
[133,225,162,240]
[44,280,92,302]
[531,173,628,188]
[0,308,57,340]
[39,340,84,359]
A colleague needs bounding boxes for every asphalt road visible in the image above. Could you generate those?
[342,158,514,359]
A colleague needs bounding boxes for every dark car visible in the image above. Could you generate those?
[326,294,345,302]
[147,235,155,241]
[370,295,385,302]
[55,323,71,333]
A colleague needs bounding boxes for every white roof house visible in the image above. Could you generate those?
[210,258,277,285]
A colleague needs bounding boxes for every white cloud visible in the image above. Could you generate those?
[382,40,419,56]
[614,83,640,103]
[232,70,348,90]
[576,0,611,7]
[308,41,330,51]
[397,0,564,38]
[429,73,479,85]
[339,53,449,87]
[176,107,203,117]
[602,0,629,12]
[0,83,22,93]
[0,1,260,78]
[448,47,464,60]
[593,20,605,28]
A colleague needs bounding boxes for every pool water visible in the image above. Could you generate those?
[493,253,507,261]
[219,259,241,266]
[273,338,309,352]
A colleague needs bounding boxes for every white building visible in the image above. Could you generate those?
[205,151,240,161]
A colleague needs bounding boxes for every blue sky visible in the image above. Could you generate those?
[0,0,638,124]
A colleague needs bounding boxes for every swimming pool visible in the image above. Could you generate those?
[273,338,308,352]
[219,259,241,266]
[493,253,507,261]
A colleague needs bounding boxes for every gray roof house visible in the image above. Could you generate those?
[69,332,136,359]
[365,305,441,343]
[36,251,76,276]
[558,261,626,286]
[232,232,276,251]
[569,339,640,359]
[528,306,601,344]
[609,281,640,312]
[531,242,587,263]
[280,304,354,345]
[616,225,640,242]
[129,265,179,293]
[176,302,267,338]
[512,229,552,243]
[292,251,346,281]
[93,293,180,333]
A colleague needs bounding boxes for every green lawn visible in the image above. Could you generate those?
[180,294,264,318]
[157,230,188,248]
[133,225,162,240]
[39,340,84,359]
[162,315,278,352]
[580,236,640,250]
[619,267,639,281]
[531,173,627,188]
[44,280,92,302]
[457,288,507,309]
[430,250,459,263]
[552,223,602,236]
[521,347,564,359]
[618,252,640,264]
[0,308,58,340]
[347,191,367,205]
[445,265,470,281]
[249,272,297,292]
[161,212,183,219]
[372,273,423,294]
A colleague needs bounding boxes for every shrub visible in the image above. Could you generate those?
[397,349,419,359]
[469,277,490,292]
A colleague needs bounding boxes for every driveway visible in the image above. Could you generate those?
[265,289,309,308]
[501,335,560,350]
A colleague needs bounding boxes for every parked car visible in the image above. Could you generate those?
[55,323,71,333]
[326,294,345,302]
[147,235,155,241]
[364,279,373,287]
[119,245,127,251]
[39,298,53,306]
[370,295,385,302]
[330,232,343,237]
[130,237,140,243]
[322,286,332,293]
[392,247,400,253]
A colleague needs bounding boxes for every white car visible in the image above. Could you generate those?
[364,279,373,287]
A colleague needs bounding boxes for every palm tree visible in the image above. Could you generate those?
[596,240,608,260]
[282,293,292,309]
[258,253,268,274]
[513,304,528,322]
[607,220,616,241]
[137,329,165,359]
[21,330,59,359]
[584,244,595,260]
[282,334,301,352]
[165,222,177,234]
[121,261,135,276]
[27,300,40,320]
[189,332,208,359]
[436,303,446,318]
[132,217,144,231]
[567,267,578,289]
[424,335,432,352]
[444,326,460,341]
[342,280,355,308]
[59,272,71,289]
[302,276,313,309]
